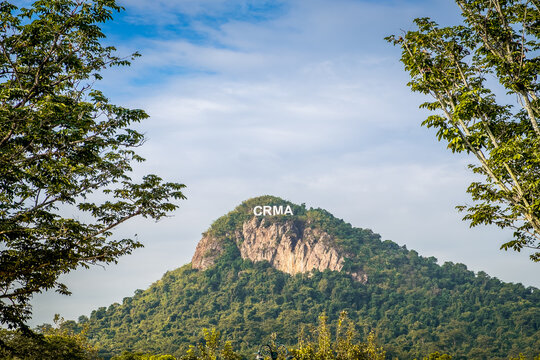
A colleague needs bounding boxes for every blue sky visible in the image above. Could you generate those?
[30,0,539,326]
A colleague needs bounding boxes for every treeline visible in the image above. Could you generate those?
[79,260,539,359]
[1,313,538,360]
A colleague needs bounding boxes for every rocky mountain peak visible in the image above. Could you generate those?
[191,197,367,283]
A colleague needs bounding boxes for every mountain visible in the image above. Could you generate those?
[76,196,540,359]
[191,201,366,283]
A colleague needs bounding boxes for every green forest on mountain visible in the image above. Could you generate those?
[2,0,540,357]
[19,197,535,360]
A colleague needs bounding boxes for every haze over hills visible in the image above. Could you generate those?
[76,196,539,359]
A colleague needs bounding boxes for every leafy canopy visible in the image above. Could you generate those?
[0,315,99,359]
[0,0,186,332]
[386,0,540,261]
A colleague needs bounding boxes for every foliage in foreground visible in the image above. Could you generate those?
[387,0,540,260]
[4,310,537,360]
[114,314,526,360]
[112,314,391,360]
[0,317,98,359]
[0,0,186,332]
[291,313,386,360]
[112,352,177,360]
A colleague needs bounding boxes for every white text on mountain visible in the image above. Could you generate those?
[253,205,294,216]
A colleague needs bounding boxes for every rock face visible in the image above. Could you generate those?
[238,217,343,275]
[191,234,224,271]
[191,217,367,283]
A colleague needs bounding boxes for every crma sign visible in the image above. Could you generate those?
[253,205,294,216]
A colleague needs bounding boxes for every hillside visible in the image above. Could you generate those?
[76,196,540,359]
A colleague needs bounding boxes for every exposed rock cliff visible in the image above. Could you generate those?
[191,216,367,283]
[191,233,224,271]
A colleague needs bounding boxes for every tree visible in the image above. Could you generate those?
[293,312,386,360]
[386,0,540,261]
[422,352,452,360]
[0,0,186,332]
[180,328,242,360]
[0,316,99,359]
[112,352,177,360]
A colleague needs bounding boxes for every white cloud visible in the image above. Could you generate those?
[29,0,540,327]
